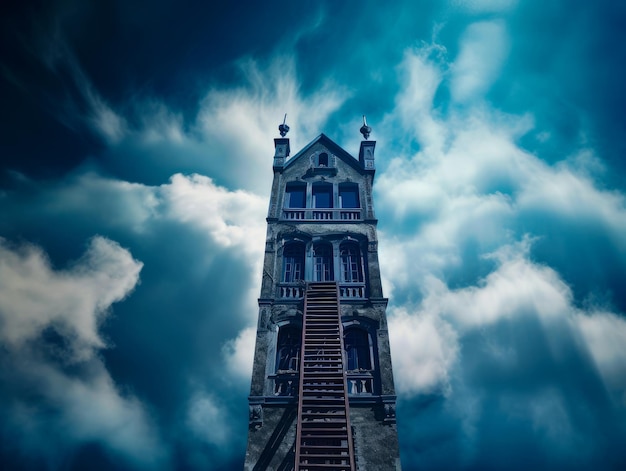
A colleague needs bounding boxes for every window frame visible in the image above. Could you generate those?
[338,182,360,209]
[275,325,302,373]
[344,327,372,371]
[284,182,307,209]
[313,243,334,282]
[283,243,305,282]
[311,182,334,209]
[340,242,363,283]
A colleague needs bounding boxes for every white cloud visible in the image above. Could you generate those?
[450,21,509,103]
[222,326,256,382]
[195,56,350,193]
[381,44,447,156]
[518,158,626,243]
[389,237,626,403]
[160,173,266,330]
[139,101,186,144]
[389,307,458,395]
[161,173,267,257]
[429,239,573,329]
[0,237,166,467]
[0,236,142,359]
[44,172,159,233]
[575,311,626,396]
[89,96,127,144]
[186,393,230,446]
[377,45,626,299]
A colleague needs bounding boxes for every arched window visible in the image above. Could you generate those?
[276,325,301,372]
[283,243,304,282]
[312,182,333,209]
[317,152,329,167]
[344,328,371,371]
[339,183,359,208]
[340,243,363,283]
[284,182,306,208]
[313,243,334,281]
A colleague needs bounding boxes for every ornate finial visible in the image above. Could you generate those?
[278,114,290,137]
[360,115,371,140]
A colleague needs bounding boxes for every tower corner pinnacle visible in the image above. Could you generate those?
[273,114,290,170]
[359,116,376,171]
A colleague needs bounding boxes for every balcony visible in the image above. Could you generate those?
[271,371,374,396]
[282,208,362,221]
[278,282,365,300]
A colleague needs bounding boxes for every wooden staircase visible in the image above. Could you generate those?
[294,282,356,471]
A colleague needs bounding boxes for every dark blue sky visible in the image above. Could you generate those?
[1,1,626,470]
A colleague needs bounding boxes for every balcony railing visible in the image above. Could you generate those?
[271,371,374,396]
[271,372,298,396]
[282,208,362,221]
[278,282,365,300]
[346,371,374,395]
[278,283,305,299]
[339,283,365,299]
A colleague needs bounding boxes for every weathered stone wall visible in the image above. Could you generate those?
[351,406,402,471]
[244,405,297,471]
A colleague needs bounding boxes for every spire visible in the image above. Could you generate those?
[273,114,290,171]
[360,115,372,140]
[278,113,290,137]
[359,116,376,171]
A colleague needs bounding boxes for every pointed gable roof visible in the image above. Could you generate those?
[284,133,364,173]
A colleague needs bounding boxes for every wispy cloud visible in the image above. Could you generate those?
[450,20,510,103]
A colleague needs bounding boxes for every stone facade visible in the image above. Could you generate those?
[244,133,401,470]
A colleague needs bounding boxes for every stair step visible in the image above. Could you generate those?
[296,283,355,471]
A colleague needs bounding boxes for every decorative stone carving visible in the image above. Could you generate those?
[383,402,396,424]
[249,404,263,429]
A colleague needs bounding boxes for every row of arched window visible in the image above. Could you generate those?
[276,325,372,373]
[283,241,364,283]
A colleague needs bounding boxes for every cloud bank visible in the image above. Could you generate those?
[0,237,165,468]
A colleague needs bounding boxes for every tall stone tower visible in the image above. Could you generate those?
[245,118,401,471]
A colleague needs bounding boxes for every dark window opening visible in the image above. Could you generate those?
[276,326,301,372]
[318,152,329,167]
[345,328,371,371]
[339,183,360,208]
[285,183,306,208]
[312,183,333,208]
[340,243,363,282]
[313,244,334,281]
[283,243,305,282]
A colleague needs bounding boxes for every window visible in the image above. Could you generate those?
[312,183,333,208]
[276,326,301,372]
[340,243,363,282]
[285,183,306,208]
[344,328,371,371]
[283,243,304,282]
[313,244,334,281]
[317,152,329,167]
[339,183,359,208]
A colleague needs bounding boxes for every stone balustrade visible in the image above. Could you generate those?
[282,208,362,221]
[278,282,365,300]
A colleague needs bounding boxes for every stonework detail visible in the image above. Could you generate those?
[249,404,263,429]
